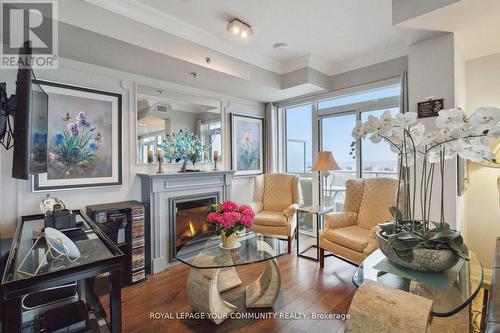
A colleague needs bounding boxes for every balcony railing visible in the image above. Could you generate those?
[296,170,397,211]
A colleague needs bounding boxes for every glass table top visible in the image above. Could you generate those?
[176,231,288,269]
[297,206,335,215]
[352,249,483,317]
[2,212,121,283]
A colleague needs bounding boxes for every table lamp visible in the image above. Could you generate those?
[312,151,340,207]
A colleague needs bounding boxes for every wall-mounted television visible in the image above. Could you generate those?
[9,41,49,179]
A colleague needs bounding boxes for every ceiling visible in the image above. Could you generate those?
[397,0,500,61]
[136,86,219,136]
[85,0,435,75]
[57,0,499,103]
[137,85,220,115]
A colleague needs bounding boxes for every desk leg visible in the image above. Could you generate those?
[3,297,21,333]
[316,215,320,260]
[296,212,300,255]
[109,269,122,333]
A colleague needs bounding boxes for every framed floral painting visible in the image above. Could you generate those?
[230,113,264,176]
[33,80,122,191]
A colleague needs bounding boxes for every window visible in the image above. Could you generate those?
[360,108,399,178]
[318,84,400,109]
[321,113,358,209]
[284,104,314,234]
[321,113,357,172]
[285,104,312,173]
[281,82,400,211]
[139,133,164,163]
[200,119,222,161]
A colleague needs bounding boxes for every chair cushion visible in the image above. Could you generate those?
[322,226,370,252]
[253,211,288,227]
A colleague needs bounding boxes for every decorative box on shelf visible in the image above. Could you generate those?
[86,201,149,286]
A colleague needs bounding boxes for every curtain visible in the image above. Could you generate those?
[400,69,409,114]
[265,102,277,173]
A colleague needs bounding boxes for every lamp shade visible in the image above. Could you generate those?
[312,151,341,171]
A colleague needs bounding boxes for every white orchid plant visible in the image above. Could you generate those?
[352,107,500,260]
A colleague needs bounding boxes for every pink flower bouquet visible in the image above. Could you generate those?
[207,201,255,238]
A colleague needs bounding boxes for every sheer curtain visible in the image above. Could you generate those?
[265,103,277,173]
[400,69,409,114]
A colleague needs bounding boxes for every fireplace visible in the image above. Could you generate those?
[170,194,218,260]
[139,170,235,273]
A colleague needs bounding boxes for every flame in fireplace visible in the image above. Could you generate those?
[188,221,196,237]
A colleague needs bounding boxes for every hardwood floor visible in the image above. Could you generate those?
[105,250,357,333]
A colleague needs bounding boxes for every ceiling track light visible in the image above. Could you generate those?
[227,18,253,39]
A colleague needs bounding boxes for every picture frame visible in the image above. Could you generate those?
[33,80,122,191]
[230,113,264,177]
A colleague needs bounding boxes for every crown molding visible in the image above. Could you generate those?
[85,0,284,74]
[81,0,410,83]
[329,43,409,76]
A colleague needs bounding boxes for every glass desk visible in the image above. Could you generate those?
[176,232,287,325]
[1,211,123,333]
[353,249,483,317]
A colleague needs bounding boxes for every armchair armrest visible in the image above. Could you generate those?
[363,225,381,255]
[247,202,263,214]
[283,203,300,218]
[324,212,358,229]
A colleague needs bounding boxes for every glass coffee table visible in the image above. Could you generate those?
[353,249,483,317]
[176,231,288,325]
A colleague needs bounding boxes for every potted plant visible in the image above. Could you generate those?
[352,107,499,272]
[207,201,255,249]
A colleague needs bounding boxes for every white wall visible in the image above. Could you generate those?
[408,33,459,227]
[0,58,264,237]
[392,0,460,24]
[465,52,500,270]
[454,41,467,234]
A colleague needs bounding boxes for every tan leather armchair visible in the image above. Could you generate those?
[247,173,301,253]
[319,177,399,266]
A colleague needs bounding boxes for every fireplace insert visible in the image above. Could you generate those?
[171,195,218,260]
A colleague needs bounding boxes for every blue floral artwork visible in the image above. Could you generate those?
[30,88,48,174]
[231,114,263,176]
[47,93,113,179]
[33,81,122,191]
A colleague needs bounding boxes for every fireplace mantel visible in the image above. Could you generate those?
[138,170,236,273]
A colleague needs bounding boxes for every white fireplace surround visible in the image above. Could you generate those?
[139,171,236,273]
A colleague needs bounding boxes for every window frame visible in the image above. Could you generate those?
[282,102,314,174]
[280,87,400,178]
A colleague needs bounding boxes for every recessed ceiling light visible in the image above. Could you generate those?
[227,18,253,39]
[273,42,288,50]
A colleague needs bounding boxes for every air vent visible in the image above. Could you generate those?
[155,104,171,113]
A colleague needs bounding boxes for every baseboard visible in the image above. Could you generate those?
[151,257,168,274]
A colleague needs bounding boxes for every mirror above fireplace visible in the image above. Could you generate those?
[135,84,223,166]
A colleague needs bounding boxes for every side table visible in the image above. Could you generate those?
[296,206,334,261]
